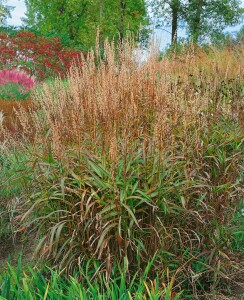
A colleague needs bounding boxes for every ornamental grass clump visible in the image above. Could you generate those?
[1,41,243,297]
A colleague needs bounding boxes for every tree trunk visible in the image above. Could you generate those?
[99,0,103,48]
[189,0,204,43]
[119,0,126,44]
[171,0,180,44]
[195,0,204,43]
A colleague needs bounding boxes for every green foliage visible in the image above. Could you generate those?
[184,0,244,43]
[0,83,31,100]
[0,150,31,239]
[206,32,237,49]
[149,0,183,43]
[1,42,243,297]
[0,0,12,25]
[0,24,19,35]
[23,0,149,51]
[236,25,244,43]
[15,119,244,294]
[149,0,243,44]
[0,150,30,200]
[230,203,244,252]
[0,257,183,299]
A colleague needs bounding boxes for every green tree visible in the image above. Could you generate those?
[149,0,183,44]
[23,0,148,51]
[150,0,243,44]
[0,0,12,25]
[184,0,244,43]
[236,25,244,43]
[23,0,89,47]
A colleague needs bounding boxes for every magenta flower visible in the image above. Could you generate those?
[0,69,36,92]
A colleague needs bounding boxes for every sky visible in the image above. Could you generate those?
[5,0,244,49]
[6,0,26,25]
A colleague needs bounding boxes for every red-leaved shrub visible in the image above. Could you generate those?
[0,31,83,80]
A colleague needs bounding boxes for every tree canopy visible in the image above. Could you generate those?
[23,0,149,51]
[1,0,243,50]
[150,0,243,44]
[184,0,244,43]
[0,0,12,25]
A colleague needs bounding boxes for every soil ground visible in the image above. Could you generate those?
[0,235,34,269]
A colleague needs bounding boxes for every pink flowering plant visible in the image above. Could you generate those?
[0,69,37,100]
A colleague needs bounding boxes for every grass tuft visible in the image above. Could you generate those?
[1,41,243,297]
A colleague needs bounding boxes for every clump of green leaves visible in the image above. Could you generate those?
[2,41,244,297]
[16,119,243,296]
[23,0,149,51]
[0,257,183,299]
[0,83,31,100]
[0,150,31,239]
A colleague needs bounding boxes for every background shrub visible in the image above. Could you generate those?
[0,31,83,80]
